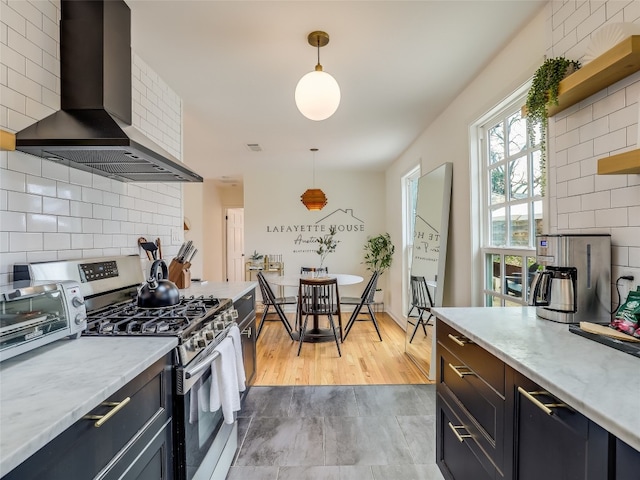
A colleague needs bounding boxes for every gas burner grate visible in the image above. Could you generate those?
[84,295,231,337]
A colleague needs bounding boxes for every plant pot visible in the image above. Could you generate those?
[374,289,384,303]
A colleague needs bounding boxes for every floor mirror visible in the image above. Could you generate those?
[405,162,452,380]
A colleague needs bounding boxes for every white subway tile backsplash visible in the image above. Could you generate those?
[612,245,629,265]
[71,234,93,250]
[557,195,583,213]
[102,191,120,207]
[608,104,637,133]
[576,4,607,40]
[579,115,609,142]
[112,207,128,222]
[7,0,43,29]
[92,204,111,220]
[595,173,629,191]
[611,185,640,208]
[57,182,81,200]
[25,97,55,122]
[7,64,41,102]
[9,231,42,251]
[0,190,6,210]
[26,250,57,263]
[566,105,593,131]
[93,234,113,249]
[593,128,627,155]
[41,85,58,110]
[595,207,628,227]
[25,174,56,196]
[81,186,103,204]
[25,20,55,59]
[42,160,68,183]
[0,231,8,252]
[568,175,595,196]
[581,190,611,210]
[630,206,640,226]
[556,162,582,182]
[0,168,25,192]
[69,168,92,187]
[92,174,112,192]
[624,0,640,21]
[26,213,56,232]
[630,247,640,267]
[611,226,640,247]
[0,44,26,75]
[7,191,41,213]
[8,151,41,176]
[0,210,25,231]
[1,4,27,36]
[555,128,581,151]
[568,210,596,228]
[42,197,69,216]
[57,216,81,233]
[593,88,625,119]
[42,50,58,77]
[6,106,36,131]
[103,220,121,234]
[81,218,102,234]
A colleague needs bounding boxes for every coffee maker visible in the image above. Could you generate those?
[528,234,611,323]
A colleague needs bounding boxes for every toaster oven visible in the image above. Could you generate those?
[0,281,87,361]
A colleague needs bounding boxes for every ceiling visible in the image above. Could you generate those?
[127,1,545,184]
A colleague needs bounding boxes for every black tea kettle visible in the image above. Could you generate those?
[137,260,180,309]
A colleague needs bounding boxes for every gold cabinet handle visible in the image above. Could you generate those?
[518,387,568,415]
[448,363,476,378]
[447,333,467,346]
[84,397,131,427]
[448,422,472,442]
[242,327,252,337]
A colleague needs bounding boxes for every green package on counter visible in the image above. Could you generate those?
[611,290,640,336]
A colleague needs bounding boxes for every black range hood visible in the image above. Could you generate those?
[15,0,203,183]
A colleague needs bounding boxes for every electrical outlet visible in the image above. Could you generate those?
[171,228,181,244]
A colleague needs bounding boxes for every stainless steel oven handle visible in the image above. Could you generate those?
[185,349,221,379]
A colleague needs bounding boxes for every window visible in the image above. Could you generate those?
[403,165,421,314]
[479,96,543,306]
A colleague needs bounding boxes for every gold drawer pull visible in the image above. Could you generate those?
[448,422,472,442]
[242,327,252,337]
[448,363,476,378]
[84,397,131,427]
[448,333,468,346]
[518,387,568,415]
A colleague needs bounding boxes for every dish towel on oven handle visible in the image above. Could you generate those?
[209,336,242,424]
[228,324,246,391]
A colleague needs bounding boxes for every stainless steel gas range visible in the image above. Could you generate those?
[23,255,241,480]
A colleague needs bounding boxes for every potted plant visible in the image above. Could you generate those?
[525,56,580,172]
[316,226,338,267]
[363,233,395,302]
[249,250,263,268]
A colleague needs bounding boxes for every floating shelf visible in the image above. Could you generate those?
[597,149,640,175]
[0,129,16,151]
[547,35,640,117]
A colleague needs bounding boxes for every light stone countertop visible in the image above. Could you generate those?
[0,336,177,477]
[180,281,257,303]
[432,306,640,452]
[0,281,255,477]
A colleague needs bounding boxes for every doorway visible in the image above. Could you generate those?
[226,208,244,282]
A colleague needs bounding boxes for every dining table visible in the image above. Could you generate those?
[266,273,364,343]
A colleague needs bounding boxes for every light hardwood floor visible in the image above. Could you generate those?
[254,310,432,386]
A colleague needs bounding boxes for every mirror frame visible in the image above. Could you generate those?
[405,162,453,380]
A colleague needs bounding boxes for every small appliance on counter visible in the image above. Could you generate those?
[529,234,611,323]
[0,281,87,361]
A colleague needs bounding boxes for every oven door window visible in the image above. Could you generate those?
[184,365,224,478]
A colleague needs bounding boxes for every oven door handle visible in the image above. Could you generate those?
[185,349,221,379]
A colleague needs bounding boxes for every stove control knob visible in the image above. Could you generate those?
[195,335,206,348]
[72,296,85,308]
[204,330,214,341]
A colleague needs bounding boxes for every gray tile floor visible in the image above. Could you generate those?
[226,385,446,480]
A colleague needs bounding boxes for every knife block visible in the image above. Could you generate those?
[168,259,191,289]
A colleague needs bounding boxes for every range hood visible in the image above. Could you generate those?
[15,0,203,183]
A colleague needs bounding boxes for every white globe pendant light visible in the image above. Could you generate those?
[295,31,341,121]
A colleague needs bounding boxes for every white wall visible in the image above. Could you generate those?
[244,169,385,299]
[385,6,547,318]
[0,0,186,283]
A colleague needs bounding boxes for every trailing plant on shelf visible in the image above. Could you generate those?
[363,233,395,275]
[525,56,580,171]
[316,226,338,267]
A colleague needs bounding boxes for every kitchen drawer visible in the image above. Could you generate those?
[615,438,640,480]
[436,392,498,480]
[234,289,255,324]
[438,346,504,469]
[437,319,504,394]
[4,354,172,480]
